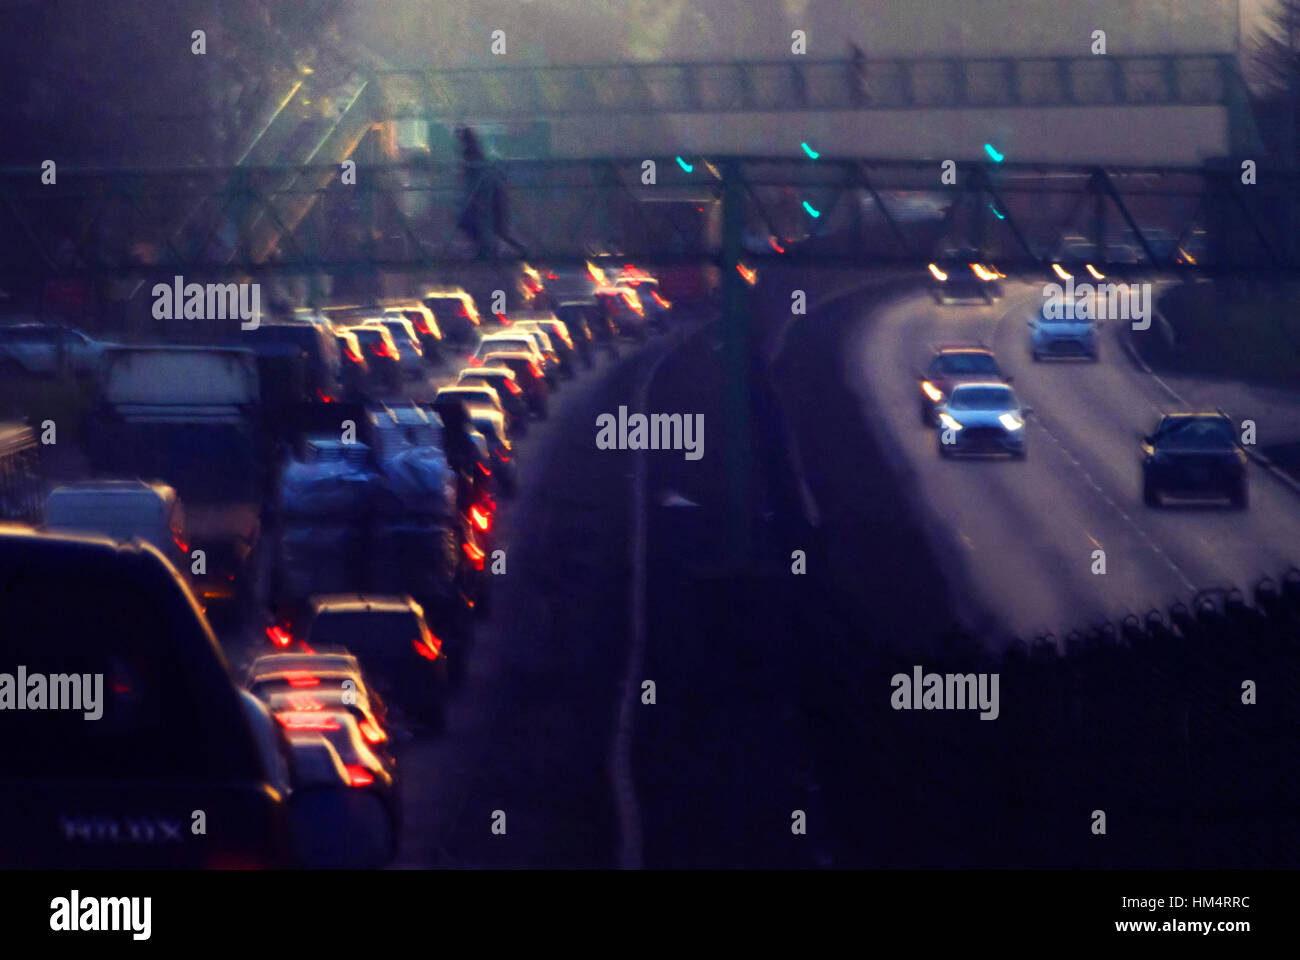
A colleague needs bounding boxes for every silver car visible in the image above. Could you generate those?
[1029,312,1100,361]
[935,382,1032,459]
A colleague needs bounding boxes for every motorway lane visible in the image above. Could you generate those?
[848,281,1300,642]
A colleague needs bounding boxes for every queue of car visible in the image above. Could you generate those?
[0,262,673,869]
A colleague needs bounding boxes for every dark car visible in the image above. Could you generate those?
[917,345,1008,425]
[381,305,443,363]
[238,321,345,404]
[345,325,403,392]
[458,366,530,434]
[554,301,600,367]
[300,594,451,728]
[1140,413,1248,508]
[334,328,372,400]
[0,529,289,868]
[422,289,482,345]
[482,350,548,419]
[519,314,579,378]
[928,248,1002,304]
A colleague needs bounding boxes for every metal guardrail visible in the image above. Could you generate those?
[373,54,1242,119]
[1,156,1297,280]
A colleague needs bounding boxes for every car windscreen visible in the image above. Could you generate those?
[307,610,422,662]
[932,353,998,375]
[1156,419,1235,448]
[948,387,1015,410]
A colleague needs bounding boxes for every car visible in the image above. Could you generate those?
[482,350,548,419]
[266,684,393,754]
[345,325,403,392]
[283,732,399,858]
[422,288,482,344]
[299,594,450,726]
[469,333,547,371]
[433,384,510,436]
[458,366,530,434]
[333,328,372,400]
[237,320,346,404]
[1140,413,1248,508]
[518,315,579,377]
[511,317,567,378]
[465,406,516,498]
[533,266,599,309]
[927,248,1002,304]
[1029,308,1101,361]
[0,321,107,378]
[44,479,190,576]
[917,346,1008,425]
[381,305,443,362]
[0,528,311,868]
[615,270,672,332]
[553,301,601,367]
[361,317,426,379]
[595,286,648,341]
[935,382,1031,458]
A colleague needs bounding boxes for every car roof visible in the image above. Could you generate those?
[933,344,994,356]
[459,366,515,378]
[1158,412,1231,424]
[47,478,176,502]
[310,593,418,614]
[950,380,1012,393]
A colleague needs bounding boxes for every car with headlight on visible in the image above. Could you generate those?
[935,382,1030,458]
[916,346,1007,425]
[1140,412,1248,508]
[927,248,1002,304]
[1028,308,1101,361]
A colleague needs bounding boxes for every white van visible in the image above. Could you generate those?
[44,480,190,575]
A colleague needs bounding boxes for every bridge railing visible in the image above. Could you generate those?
[1,156,1296,282]
[373,53,1241,120]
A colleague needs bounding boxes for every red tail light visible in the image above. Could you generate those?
[173,532,189,554]
[505,378,522,395]
[316,389,334,403]
[468,355,483,366]
[344,345,364,363]
[285,671,320,688]
[528,361,542,377]
[463,541,486,570]
[652,291,671,308]
[266,625,292,648]
[371,341,396,360]
[344,765,374,787]
[276,711,339,730]
[477,461,491,477]
[415,317,433,335]
[498,313,512,326]
[470,504,491,531]
[358,719,388,744]
[413,638,439,661]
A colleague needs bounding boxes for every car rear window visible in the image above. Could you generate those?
[307,610,422,661]
[933,353,998,375]
[1,546,257,781]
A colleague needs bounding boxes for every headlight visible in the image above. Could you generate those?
[939,413,963,431]
[999,413,1024,431]
[921,381,943,402]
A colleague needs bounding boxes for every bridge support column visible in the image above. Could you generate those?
[720,159,753,566]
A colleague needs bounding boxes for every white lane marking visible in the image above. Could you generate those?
[611,324,711,870]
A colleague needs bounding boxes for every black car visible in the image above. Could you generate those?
[236,321,346,404]
[458,366,530,435]
[300,594,451,725]
[481,350,549,420]
[1140,413,1248,508]
[553,301,599,368]
[0,529,391,868]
